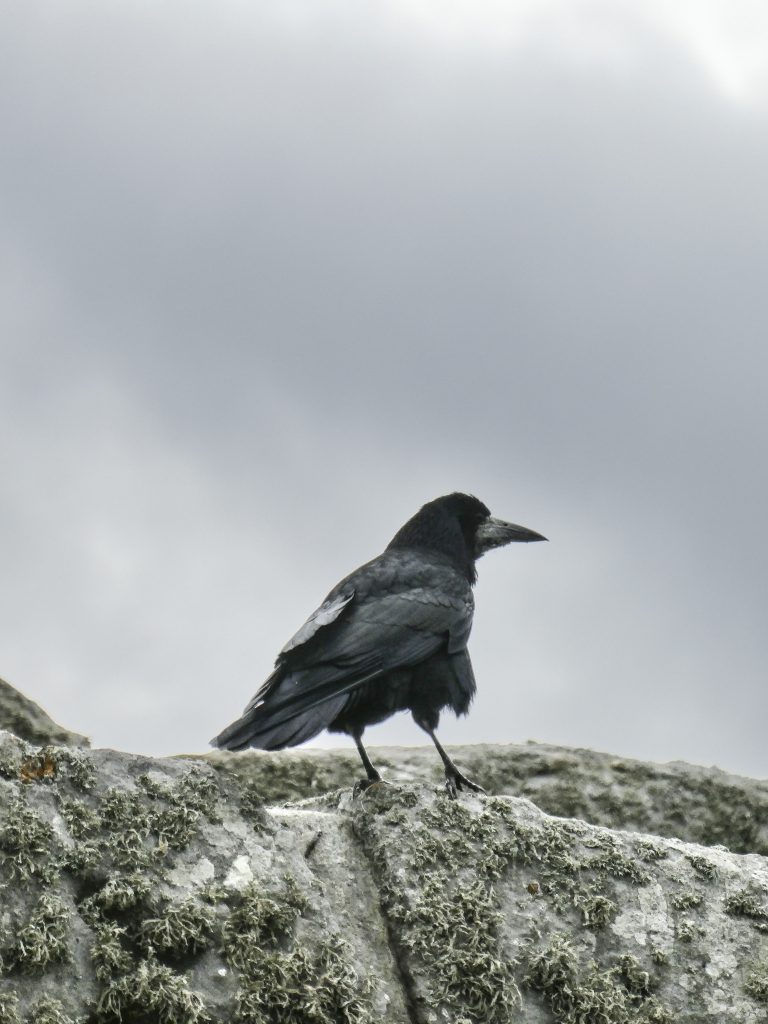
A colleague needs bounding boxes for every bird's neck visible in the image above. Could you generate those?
[386,509,477,583]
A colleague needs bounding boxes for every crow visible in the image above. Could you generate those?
[211,493,546,797]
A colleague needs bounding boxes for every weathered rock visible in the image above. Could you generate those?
[2,729,768,1023]
[351,784,768,1023]
[0,679,89,749]
[203,741,768,856]
[0,730,404,1024]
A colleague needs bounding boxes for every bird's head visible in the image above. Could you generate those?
[387,492,546,582]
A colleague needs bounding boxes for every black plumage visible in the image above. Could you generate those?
[211,493,546,796]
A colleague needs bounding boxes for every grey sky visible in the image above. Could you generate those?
[1,2,766,775]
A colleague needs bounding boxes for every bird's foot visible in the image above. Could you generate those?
[444,767,486,800]
[353,775,387,799]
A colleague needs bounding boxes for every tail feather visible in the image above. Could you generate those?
[211,691,349,751]
[212,661,387,752]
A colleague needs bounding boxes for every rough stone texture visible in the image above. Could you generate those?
[0,679,89,749]
[2,729,768,1023]
[0,730,404,1024]
[203,741,768,856]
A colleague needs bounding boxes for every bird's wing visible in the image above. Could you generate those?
[212,552,473,749]
[280,591,355,655]
[313,585,471,674]
[267,575,472,707]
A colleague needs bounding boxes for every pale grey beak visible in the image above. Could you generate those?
[475,516,548,556]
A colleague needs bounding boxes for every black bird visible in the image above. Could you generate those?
[211,493,546,797]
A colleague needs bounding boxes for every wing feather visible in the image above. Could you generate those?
[211,551,475,751]
[280,591,355,655]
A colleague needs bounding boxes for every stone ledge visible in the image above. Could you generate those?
[1,730,767,1023]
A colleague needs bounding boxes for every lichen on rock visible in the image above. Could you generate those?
[2,724,768,1021]
[204,741,768,856]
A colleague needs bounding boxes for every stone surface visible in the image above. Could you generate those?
[1,729,768,1023]
[0,679,89,749]
[203,741,768,856]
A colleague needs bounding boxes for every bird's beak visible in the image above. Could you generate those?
[475,516,548,556]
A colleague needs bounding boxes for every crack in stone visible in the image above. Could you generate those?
[344,813,423,1024]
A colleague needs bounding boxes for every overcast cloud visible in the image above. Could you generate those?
[1,1,766,776]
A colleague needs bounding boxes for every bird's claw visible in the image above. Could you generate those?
[444,769,485,800]
[353,777,387,799]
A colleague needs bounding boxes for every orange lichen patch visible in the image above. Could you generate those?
[19,752,57,783]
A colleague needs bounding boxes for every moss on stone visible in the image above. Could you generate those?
[61,749,96,790]
[745,960,768,1003]
[0,795,57,883]
[57,796,100,840]
[90,920,134,982]
[685,854,717,880]
[136,769,219,815]
[3,731,766,1022]
[80,867,211,995]
[352,788,683,1024]
[353,790,522,1023]
[723,887,768,923]
[97,787,155,869]
[88,872,154,914]
[90,768,220,873]
[638,1001,675,1024]
[400,873,520,1019]
[27,995,82,1024]
[675,919,701,943]
[57,838,102,877]
[233,939,373,1024]
[95,956,208,1024]
[0,991,20,1024]
[221,876,373,1024]
[491,800,648,927]
[524,935,633,1023]
[586,844,650,885]
[208,742,768,856]
[205,750,365,807]
[235,779,269,830]
[0,746,22,780]
[222,878,306,970]
[670,890,703,911]
[2,892,72,974]
[617,953,653,1001]
[635,840,668,863]
[523,936,673,1024]
[135,770,220,850]
[20,764,226,1016]
[573,887,617,930]
[197,880,227,905]
[138,897,215,959]
[545,750,729,857]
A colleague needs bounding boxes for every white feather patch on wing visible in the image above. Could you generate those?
[280,591,354,654]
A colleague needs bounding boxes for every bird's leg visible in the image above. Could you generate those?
[414,716,485,799]
[352,731,385,796]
